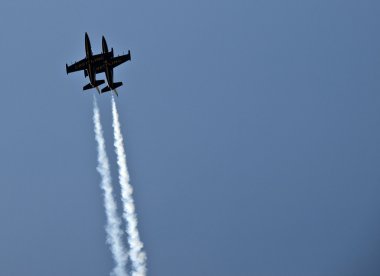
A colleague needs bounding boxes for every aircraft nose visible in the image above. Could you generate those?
[102,36,108,53]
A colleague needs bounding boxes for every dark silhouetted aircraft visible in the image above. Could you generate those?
[66,33,131,95]
[66,33,112,92]
[98,36,131,96]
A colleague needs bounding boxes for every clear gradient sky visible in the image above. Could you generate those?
[1,1,380,275]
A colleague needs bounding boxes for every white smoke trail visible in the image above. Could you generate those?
[93,96,128,276]
[111,96,147,276]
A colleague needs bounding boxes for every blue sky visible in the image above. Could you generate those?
[0,0,380,275]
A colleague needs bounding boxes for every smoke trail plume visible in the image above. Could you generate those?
[111,96,147,276]
[93,96,128,276]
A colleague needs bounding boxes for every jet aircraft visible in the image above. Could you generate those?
[66,33,131,96]
[99,36,131,96]
[66,33,112,92]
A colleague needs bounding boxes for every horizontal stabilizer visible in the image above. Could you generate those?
[83,80,105,91]
[101,86,111,93]
[101,82,123,94]
[83,83,93,90]
[113,82,123,90]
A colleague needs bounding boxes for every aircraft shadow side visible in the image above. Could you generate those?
[66,33,131,96]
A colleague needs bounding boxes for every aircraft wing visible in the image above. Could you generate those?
[66,58,87,74]
[66,52,112,74]
[108,51,131,69]
[92,52,112,64]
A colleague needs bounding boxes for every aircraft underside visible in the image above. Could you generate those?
[66,33,131,96]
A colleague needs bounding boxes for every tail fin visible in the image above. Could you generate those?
[83,80,105,91]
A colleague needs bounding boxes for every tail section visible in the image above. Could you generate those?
[101,86,111,93]
[112,82,123,90]
[83,80,105,91]
[101,82,123,94]
[83,83,93,90]
[95,80,105,87]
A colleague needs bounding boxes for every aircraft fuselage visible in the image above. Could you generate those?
[102,36,114,88]
[85,33,97,86]
[101,36,130,92]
